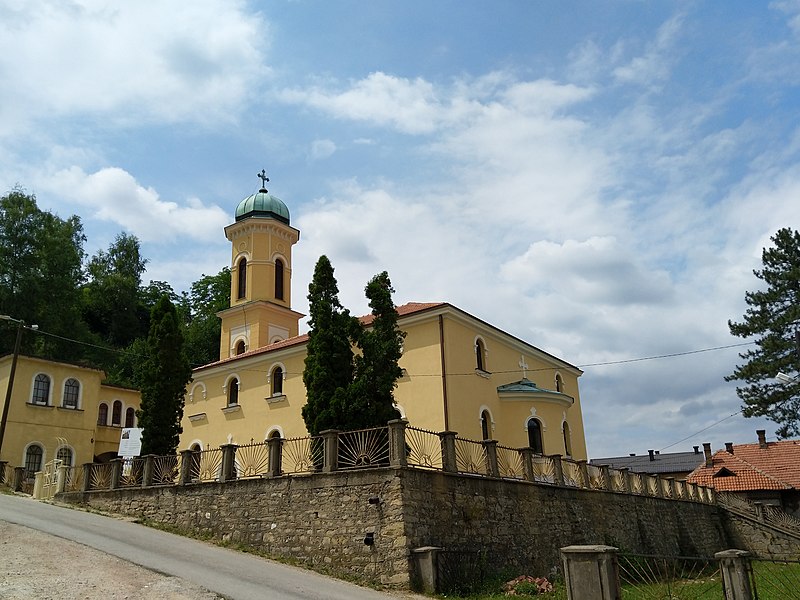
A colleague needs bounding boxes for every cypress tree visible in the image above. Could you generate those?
[727,227,800,437]
[301,256,358,435]
[136,295,193,455]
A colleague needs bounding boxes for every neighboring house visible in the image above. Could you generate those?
[0,355,141,478]
[687,430,800,516]
[590,446,706,481]
[180,181,589,459]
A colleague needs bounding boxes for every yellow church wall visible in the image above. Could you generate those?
[0,356,140,471]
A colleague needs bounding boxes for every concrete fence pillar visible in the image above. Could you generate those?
[715,549,754,600]
[388,419,408,467]
[438,431,457,473]
[321,430,341,473]
[561,545,621,600]
[267,436,283,476]
[520,448,536,482]
[219,444,237,482]
[550,454,565,486]
[13,467,25,492]
[179,450,194,485]
[110,459,122,490]
[33,471,43,498]
[56,465,68,494]
[411,546,442,593]
[482,439,500,477]
[141,454,155,487]
[81,463,93,492]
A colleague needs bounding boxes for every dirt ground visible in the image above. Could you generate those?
[0,521,223,600]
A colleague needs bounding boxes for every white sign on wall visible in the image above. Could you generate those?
[118,428,143,457]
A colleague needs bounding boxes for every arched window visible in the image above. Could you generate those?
[563,422,572,457]
[275,258,285,300]
[63,378,79,409]
[32,374,50,405]
[125,407,136,428]
[112,400,122,426]
[237,258,247,299]
[475,339,487,372]
[56,446,73,467]
[527,418,544,455]
[555,374,564,393]
[97,403,108,426]
[480,410,491,440]
[271,366,283,396]
[268,429,282,439]
[25,444,43,478]
[228,377,239,406]
[235,340,246,355]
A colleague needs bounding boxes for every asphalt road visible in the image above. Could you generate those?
[0,494,420,600]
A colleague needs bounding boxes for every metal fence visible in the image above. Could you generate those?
[618,553,722,599]
[750,557,800,599]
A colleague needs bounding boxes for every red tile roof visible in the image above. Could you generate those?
[687,440,800,492]
[194,302,446,372]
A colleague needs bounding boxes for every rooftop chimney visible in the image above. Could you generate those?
[703,443,712,467]
[757,429,767,449]
[648,449,655,461]
[693,445,700,454]
[629,453,636,457]
[725,442,734,454]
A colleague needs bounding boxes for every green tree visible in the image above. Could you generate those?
[727,227,800,437]
[182,268,231,367]
[347,272,405,429]
[301,256,358,435]
[0,188,88,358]
[136,295,192,456]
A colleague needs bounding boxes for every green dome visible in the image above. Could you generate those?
[235,188,290,224]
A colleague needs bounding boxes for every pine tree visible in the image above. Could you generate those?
[727,227,800,437]
[348,272,406,429]
[136,295,193,455]
[301,256,358,435]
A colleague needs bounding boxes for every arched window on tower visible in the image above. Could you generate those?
[527,418,544,455]
[235,340,246,355]
[563,422,572,457]
[475,339,487,372]
[480,410,491,440]
[125,407,136,428]
[555,374,564,393]
[237,258,247,300]
[228,378,239,406]
[271,366,283,396]
[275,258,284,300]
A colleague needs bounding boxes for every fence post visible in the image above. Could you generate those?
[388,419,408,467]
[110,459,122,489]
[56,464,68,494]
[12,467,24,491]
[321,430,341,473]
[715,549,754,600]
[141,455,154,487]
[438,431,457,473]
[179,450,194,485]
[220,444,237,482]
[33,471,43,498]
[411,546,442,593]
[561,545,621,600]
[267,436,283,476]
[550,454,565,486]
[482,440,500,477]
[81,463,93,491]
[521,448,536,482]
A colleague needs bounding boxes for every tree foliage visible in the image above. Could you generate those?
[136,295,192,456]
[347,272,405,429]
[182,268,230,367]
[301,256,358,435]
[727,227,800,437]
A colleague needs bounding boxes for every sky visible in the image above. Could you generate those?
[2,0,800,459]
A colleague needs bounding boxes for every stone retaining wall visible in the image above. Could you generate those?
[59,466,731,588]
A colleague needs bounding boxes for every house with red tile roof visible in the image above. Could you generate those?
[687,430,800,516]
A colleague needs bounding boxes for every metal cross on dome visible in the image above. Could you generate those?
[519,356,529,379]
[257,169,269,191]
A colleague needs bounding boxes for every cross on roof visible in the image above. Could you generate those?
[519,355,529,378]
[257,169,269,191]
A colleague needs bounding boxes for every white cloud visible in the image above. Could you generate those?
[47,166,229,243]
[309,139,336,160]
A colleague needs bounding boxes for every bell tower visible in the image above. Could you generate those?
[217,171,303,359]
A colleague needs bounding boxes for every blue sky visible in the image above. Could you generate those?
[2,1,800,458]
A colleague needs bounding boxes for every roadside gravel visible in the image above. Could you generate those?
[0,520,223,600]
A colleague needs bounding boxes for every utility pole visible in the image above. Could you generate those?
[0,316,30,458]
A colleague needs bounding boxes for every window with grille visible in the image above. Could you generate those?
[32,374,50,405]
[63,378,79,409]
[56,447,73,466]
[527,418,544,455]
[25,445,43,477]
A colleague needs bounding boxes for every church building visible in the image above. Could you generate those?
[180,178,588,460]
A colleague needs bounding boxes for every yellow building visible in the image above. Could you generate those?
[180,181,587,460]
[0,355,141,477]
